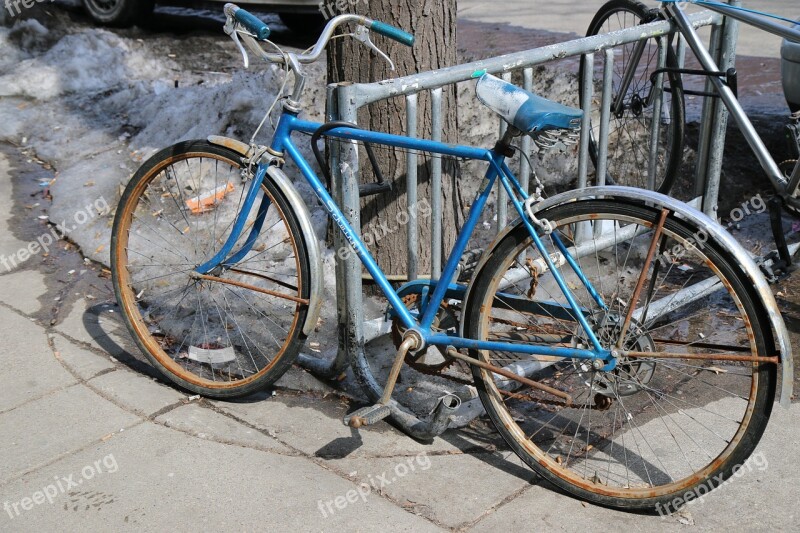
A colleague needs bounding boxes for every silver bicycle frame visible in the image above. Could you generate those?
[666,2,792,195]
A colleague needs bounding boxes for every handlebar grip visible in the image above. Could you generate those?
[225,3,270,41]
[370,21,415,47]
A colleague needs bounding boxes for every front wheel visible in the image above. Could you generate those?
[463,198,775,510]
[579,0,686,194]
[112,140,311,398]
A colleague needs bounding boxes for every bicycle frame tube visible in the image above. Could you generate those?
[238,110,610,360]
[499,161,608,312]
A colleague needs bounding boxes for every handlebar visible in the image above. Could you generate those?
[370,20,415,47]
[224,3,414,67]
[224,3,270,41]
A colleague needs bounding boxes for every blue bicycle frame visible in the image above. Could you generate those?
[196,108,613,364]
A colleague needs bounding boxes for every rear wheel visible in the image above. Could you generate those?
[463,198,775,510]
[579,0,685,193]
[112,140,311,398]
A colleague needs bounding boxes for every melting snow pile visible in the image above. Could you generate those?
[0,15,328,267]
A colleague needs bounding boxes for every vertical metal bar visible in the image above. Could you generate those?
[694,22,723,197]
[702,0,739,218]
[676,33,687,69]
[597,48,614,186]
[336,84,365,373]
[327,85,346,361]
[647,36,668,191]
[519,68,533,194]
[497,72,512,232]
[406,93,419,281]
[577,53,595,244]
[578,53,594,190]
[430,88,443,278]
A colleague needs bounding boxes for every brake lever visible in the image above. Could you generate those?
[224,16,250,68]
[354,25,395,71]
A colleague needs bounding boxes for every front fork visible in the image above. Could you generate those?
[195,163,270,275]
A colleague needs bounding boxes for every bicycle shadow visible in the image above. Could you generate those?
[81,301,161,379]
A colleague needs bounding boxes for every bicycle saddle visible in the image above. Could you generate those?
[475,73,582,134]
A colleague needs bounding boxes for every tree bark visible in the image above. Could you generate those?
[326,0,463,279]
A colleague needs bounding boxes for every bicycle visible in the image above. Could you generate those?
[581,1,800,197]
[581,0,800,276]
[110,2,792,511]
[580,0,686,193]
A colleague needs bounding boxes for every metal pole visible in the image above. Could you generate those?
[578,53,594,190]
[693,22,723,197]
[430,88,443,278]
[405,93,419,281]
[297,84,355,378]
[597,49,614,186]
[520,68,533,194]
[337,83,366,374]
[497,72,512,231]
[647,36,668,191]
[577,53,595,244]
[702,0,740,218]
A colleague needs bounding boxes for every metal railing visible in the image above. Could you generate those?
[298,9,730,436]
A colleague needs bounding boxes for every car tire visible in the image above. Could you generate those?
[83,0,155,27]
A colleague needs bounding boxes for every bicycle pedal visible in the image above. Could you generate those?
[344,404,391,428]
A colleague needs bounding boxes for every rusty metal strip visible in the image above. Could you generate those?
[625,351,779,364]
[652,339,752,353]
[446,348,573,405]
[197,274,309,305]
[229,267,299,292]
[617,208,669,348]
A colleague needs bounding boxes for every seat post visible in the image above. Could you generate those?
[494,126,520,157]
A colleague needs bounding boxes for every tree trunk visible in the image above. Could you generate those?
[326,0,463,279]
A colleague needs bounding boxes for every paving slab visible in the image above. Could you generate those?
[0,153,28,275]
[215,394,482,459]
[0,385,139,485]
[0,422,445,531]
[330,451,534,528]
[88,368,185,418]
[468,404,800,532]
[0,269,47,314]
[0,306,75,413]
[54,299,133,358]
[155,402,293,454]
[51,334,116,381]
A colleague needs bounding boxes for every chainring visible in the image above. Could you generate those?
[390,294,464,376]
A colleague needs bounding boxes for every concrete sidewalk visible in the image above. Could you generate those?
[0,165,798,530]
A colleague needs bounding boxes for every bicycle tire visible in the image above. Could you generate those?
[462,198,775,510]
[112,140,311,398]
[579,0,686,194]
